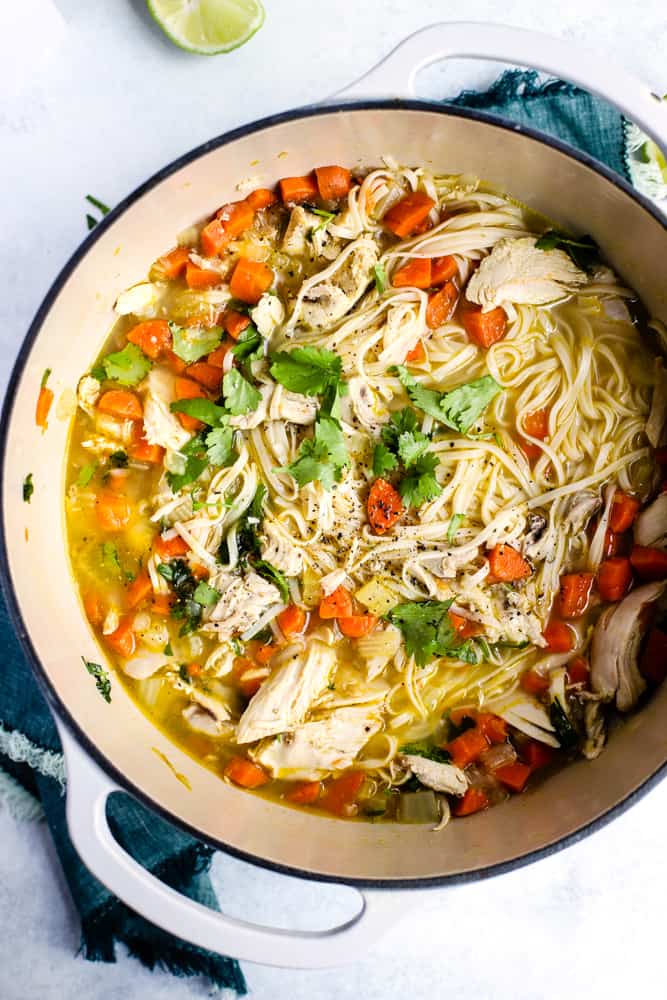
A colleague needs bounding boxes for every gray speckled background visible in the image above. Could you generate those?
[2,1,667,997]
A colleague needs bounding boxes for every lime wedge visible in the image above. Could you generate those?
[147,0,265,55]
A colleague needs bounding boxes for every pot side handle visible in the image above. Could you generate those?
[57,720,410,969]
[334,21,667,151]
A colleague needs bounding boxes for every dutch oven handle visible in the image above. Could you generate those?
[57,720,413,968]
[334,21,667,152]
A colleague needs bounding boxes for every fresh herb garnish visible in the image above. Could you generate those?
[109,450,129,468]
[269,346,345,399]
[178,664,190,683]
[374,262,387,294]
[205,424,235,466]
[77,463,97,486]
[395,366,502,435]
[535,230,599,274]
[169,322,223,364]
[219,484,266,563]
[222,368,262,415]
[101,343,152,387]
[549,698,579,750]
[311,208,336,232]
[398,451,442,508]
[388,599,481,667]
[166,434,209,492]
[164,641,174,657]
[372,443,398,477]
[231,324,264,377]
[400,743,452,764]
[158,559,202,636]
[253,559,290,602]
[170,398,227,426]
[372,409,442,509]
[22,473,34,503]
[281,414,349,490]
[82,657,111,703]
[41,368,52,389]
[192,580,221,606]
[86,194,110,215]
[447,513,465,544]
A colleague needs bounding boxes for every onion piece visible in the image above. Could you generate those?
[397,790,440,824]
[479,742,518,772]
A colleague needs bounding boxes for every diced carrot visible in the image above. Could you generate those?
[151,594,174,616]
[320,770,365,817]
[630,545,667,581]
[164,349,188,375]
[519,437,543,461]
[567,656,590,688]
[35,385,54,430]
[199,218,229,258]
[154,246,190,280]
[207,342,232,368]
[392,258,432,289]
[431,255,458,285]
[245,188,278,210]
[173,377,207,432]
[96,491,132,532]
[598,557,633,602]
[222,309,251,340]
[426,282,459,329]
[233,657,264,698]
[558,572,594,618]
[319,586,354,620]
[186,361,222,393]
[476,713,507,744]
[215,198,256,233]
[83,591,105,627]
[186,662,202,678]
[520,667,550,695]
[367,478,404,535]
[543,620,574,653]
[487,543,531,582]
[405,341,426,364]
[185,262,221,289]
[129,429,165,465]
[383,191,436,238]
[338,614,378,638]
[453,787,489,817]
[286,780,322,805]
[190,563,209,580]
[609,492,641,533]
[522,408,550,440]
[126,571,153,609]
[277,605,307,637]
[105,614,136,658]
[494,762,531,793]
[315,165,352,201]
[255,643,276,664]
[224,756,269,789]
[127,319,172,360]
[154,534,189,560]
[446,728,489,768]
[640,627,667,685]
[98,389,143,421]
[448,707,477,728]
[461,302,507,349]
[229,257,274,305]
[449,612,483,639]
[522,740,555,770]
[603,528,628,559]
[278,174,319,204]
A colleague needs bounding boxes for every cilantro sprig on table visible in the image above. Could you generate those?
[372,408,442,509]
[388,599,481,667]
[394,366,502,435]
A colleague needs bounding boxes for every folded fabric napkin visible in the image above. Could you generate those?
[0,69,662,993]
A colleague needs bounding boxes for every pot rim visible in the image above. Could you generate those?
[2,97,667,889]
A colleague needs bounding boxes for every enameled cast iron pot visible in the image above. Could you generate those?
[2,23,667,968]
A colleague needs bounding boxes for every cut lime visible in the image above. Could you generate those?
[147,0,265,55]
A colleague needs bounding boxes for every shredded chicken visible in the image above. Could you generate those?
[467,237,588,311]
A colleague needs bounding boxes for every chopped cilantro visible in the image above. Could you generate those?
[254,559,290,602]
[374,262,387,294]
[170,398,227,426]
[269,346,344,399]
[388,599,482,667]
[77,463,97,486]
[158,559,202,636]
[205,424,235,467]
[101,343,152,387]
[22,473,34,503]
[535,230,599,274]
[101,541,122,576]
[109,450,128,468]
[231,323,264,377]
[164,641,173,657]
[222,368,262,415]
[281,414,349,490]
[219,484,265,563]
[86,214,97,231]
[447,513,465,544]
[400,743,452,764]
[166,434,208,492]
[192,580,221,606]
[398,451,442,508]
[169,322,223,363]
[311,208,336,232]
[86,194,110,215]
[395,366,501,435]
[82,657,111,703]
[178,664,190,683]
[549,698,579,750]
[372,443,398,477]
[373,409,442,510]
[41,368,52,389]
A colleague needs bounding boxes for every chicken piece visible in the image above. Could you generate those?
[260,519,304,577]
[188,686,233,723]
[268,384,317,425]
[466,237,588,312]
[591,581,667,711]
[400,755,468,796]
[182,704,226,736]
[646,358,667,449]
[77,375,101,417]
[564,490,602,534]
[634,493,667,549]
[330,479,366,540]
[115,281,164,318]
[299,241,378,330]
[489,693,560,746]
[345,377,390,435]
[253,705,382,779]
[204,570,282,640]
[143,366,192,453]
[229,382,272,430]
[250,293,285,337]
[282,206,320,256]
[236,639,336,744]
[523,512,548,561]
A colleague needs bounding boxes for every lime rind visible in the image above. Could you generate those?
[146,0,265,55]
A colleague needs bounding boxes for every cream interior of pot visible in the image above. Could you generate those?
[5,106,667,882]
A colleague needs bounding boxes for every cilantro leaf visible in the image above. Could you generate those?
[166,434,208,492]
[169,322,223,363]
[192,580,220,606]
[231,323,264,375]
[400,743,452,764]
[397,431,430,467]
[394,366,447,422]
[101,541,122,577]
[41,368,52,389]
[388,599,483,667]
[534,230,599,274]
[86,194,110,216]
[395,366,501,435]
[374,263,387,294]
[219,484,265,563]
[380,409,420,452]
[281,416,349,490]
[22,473,34,503]
[82,657,111,703]
[109,450,128,468]
[254,559,290,602]
[205,424,235,466]
[250,483,267,520]
[170,397,227,426]
[158,558,203,636]
[77,463,97,487]
[447,513,465,544]
[102,343,152,386]
[398,451,442,508]
[222,368,262,415]
[269,347,344,398]
[372,443,398,477]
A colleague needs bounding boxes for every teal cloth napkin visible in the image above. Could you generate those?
[0,69,632,990]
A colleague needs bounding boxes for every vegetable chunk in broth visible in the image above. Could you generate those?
[65,161,667,826]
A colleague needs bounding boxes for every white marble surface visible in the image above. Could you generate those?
[2,1,667,997]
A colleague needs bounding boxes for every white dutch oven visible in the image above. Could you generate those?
[2,23,667,969]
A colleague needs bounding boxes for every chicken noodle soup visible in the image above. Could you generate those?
[65,162,667,825]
